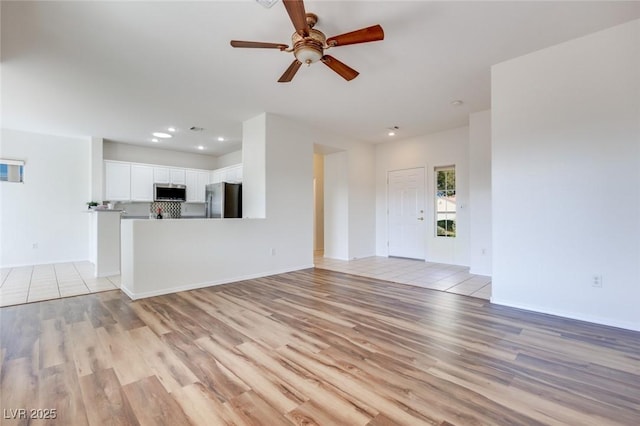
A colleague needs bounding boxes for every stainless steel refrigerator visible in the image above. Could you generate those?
[205,183,242,218]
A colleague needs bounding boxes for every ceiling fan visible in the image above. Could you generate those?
[230,0,384,82]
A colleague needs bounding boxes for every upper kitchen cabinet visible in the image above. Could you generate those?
[154,167,186,185]
[104,161,131,201]
[130,164,154,201]
[186,170,210,203]
[211,169,224,184]
[170,168,186,184]
[210,164,243,184]
[153,167,170,184]
[227,164,243,183]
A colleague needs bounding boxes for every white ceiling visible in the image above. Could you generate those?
[2,1,639,156]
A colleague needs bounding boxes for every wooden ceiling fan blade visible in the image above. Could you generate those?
[321,55,359,81]
[278,60,302,83]
[230,40,288,50]
[326,25,384,47]
[283,0,309,36]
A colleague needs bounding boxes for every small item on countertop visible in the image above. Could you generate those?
[156,207,163,219]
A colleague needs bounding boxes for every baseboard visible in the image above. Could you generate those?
[469,268,492,277]
[320,255,350,261]
[349,253,377,260]
[96,270,120,278]
[121,264,314,300]
[0,258,90,269]
[490,297,640,332]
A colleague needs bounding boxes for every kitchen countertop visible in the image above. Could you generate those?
[121,215,208,219]
[86,208,124,213]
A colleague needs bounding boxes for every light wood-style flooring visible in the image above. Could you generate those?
[1,268,639,425]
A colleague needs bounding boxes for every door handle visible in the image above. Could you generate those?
[417,217,424,221]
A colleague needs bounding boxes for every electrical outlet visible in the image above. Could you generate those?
[592,275,603,288]
[270,248,276,256]
[32,243,38,249]
[481,248,486,255]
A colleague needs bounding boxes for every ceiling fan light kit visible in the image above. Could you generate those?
[256,0,279,9]
[231,0,384,83]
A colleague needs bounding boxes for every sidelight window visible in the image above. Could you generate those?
[435,166,456,237]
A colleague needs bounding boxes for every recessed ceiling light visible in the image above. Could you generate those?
[197,145,205,150]
[451,100,464,107]
[152,132,172,138]
[151,138,159,143]
[388,131,396,136]
[387,125,399,136]
[217,137,225,142]
[167,127,176,132]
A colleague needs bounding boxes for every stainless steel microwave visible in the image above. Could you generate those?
[154,183,187,202]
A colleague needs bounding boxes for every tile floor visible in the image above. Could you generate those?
[1,256,490,308]
[0,261,120,307]
[314,254,492,300]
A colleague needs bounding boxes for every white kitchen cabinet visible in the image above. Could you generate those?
[170,168,186,185]
[154,167,186,184]
[210,164,243,184]
[186,170,210,202]
[153,167,170,183]
[226,164,243,183]
[105,160,213,202]
[185,170,198,202]
[211,169,224,184]
[104,161,131,201]
[130,164,154,201]
[197,171,210,194]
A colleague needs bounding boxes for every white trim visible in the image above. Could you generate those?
[490,298,640,332]
[95,270,120,278]
[0,158,25,166]
[120,264,314,300]
[0,258,90,269]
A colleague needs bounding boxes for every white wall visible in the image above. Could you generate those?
[347,143,376,259]
[217,150,242,168]
[313,153,324,252]
[469,110,492,275]
[242,114,266,219]
[0,129,91,267]
[375,127,470,266]
[324,151,349,260]
[491,19,640,331]
[120,113,314,298]
[90,137,103,201]
[103,140,218,170]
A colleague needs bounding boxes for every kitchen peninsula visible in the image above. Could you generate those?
[119,216,313,299]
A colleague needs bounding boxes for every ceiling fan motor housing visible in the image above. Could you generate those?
[292,28,326,64]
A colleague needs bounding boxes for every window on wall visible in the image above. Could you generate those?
[0,159,24,183]
[435,166,456,237]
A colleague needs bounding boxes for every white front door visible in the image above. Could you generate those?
[388,168,426,259]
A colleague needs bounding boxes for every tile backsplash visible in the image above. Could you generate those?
[116,201,184,218]
[150,201,182,218]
